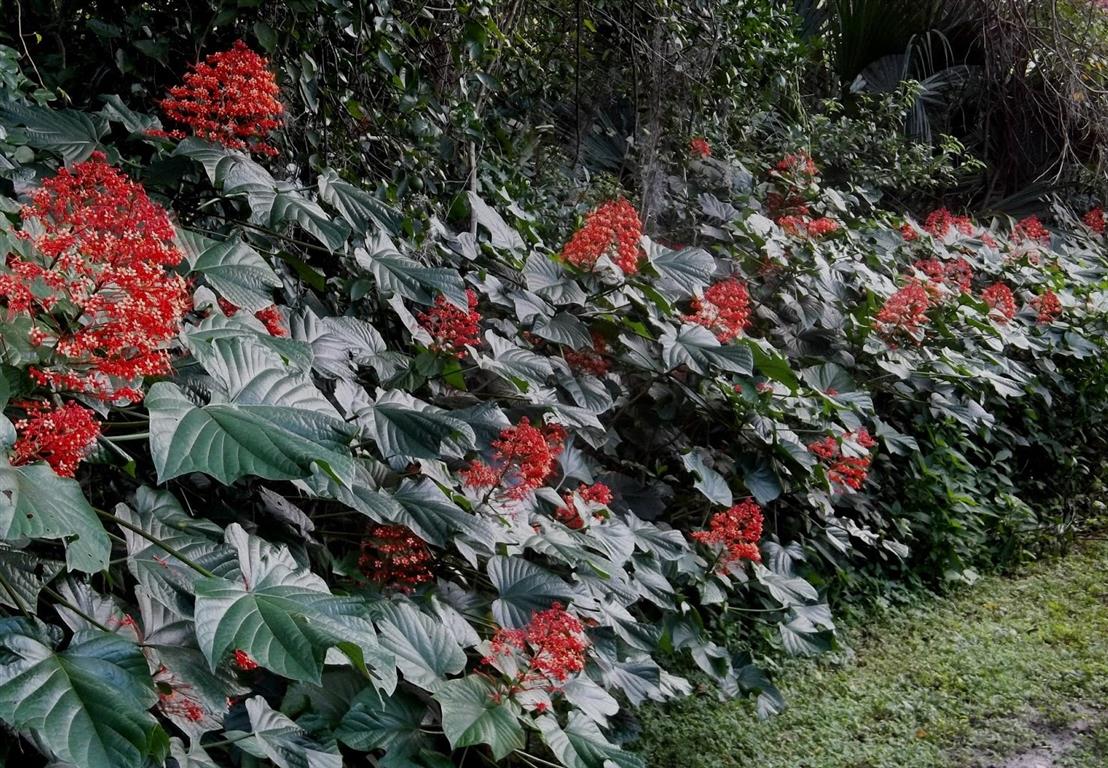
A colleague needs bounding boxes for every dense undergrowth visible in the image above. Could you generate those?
[0,2,1106,767]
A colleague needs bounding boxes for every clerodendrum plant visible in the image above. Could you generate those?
[0,39,1106,768]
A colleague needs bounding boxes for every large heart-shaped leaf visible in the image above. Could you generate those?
[375,602,466,692]
[0,103,106,162]
[537,712,645,768]
[318,169,402,235]
[355,232,468,308]
[648,242,716,299]
[661,324,754,375]
[360,390,476,466]
[433,676,524,760]
[0,546,63,611]
[270,191,350,252]
[192,525,395,687]
[231,696,342,768]
[177,228,282,311]
[488,556,577,628]
[336,687,428,761]
[0,618,166,768]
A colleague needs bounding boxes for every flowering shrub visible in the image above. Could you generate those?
[0,31,1107,768]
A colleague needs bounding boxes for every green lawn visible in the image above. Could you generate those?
[634,539,1108,768]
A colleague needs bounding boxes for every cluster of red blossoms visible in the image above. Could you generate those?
[807,428,877,492]
[156,675,206,724]
[155,40,284,156]
[555,482,613,529]
[1032,289,1062,324]
[484,603,588,692]
[912,258,974,293]
[691,500,764,571]
[903,209,997,247]
[778,214,840,239]
[0,154,191,403]
[9,401,101,477]
[560,199,643,274]
[1012,215,1051,245]
[1083,207,1105,234]
[358,524,434,592]
[684,278,752,342]
[216,297,287,337]
[233,649,259,671]
[873,282,932,341]
[982,283,1017,323]
[417,290,481,358]
[563,332,610,377]
[773,151,818,180]
[690,137,712,158]
[460,417,566,500]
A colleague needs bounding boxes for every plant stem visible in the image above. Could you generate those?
[94,508,215,578]
[42,586,115,634]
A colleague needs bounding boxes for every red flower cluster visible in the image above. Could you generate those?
[1,154,190,403]
[358,524,434,592]
[982,283,1016,323]
[806,217,840,238]
[913,258,973,293]
[218,298,287,337]
[460,418,566,499]
[690,137,712,158]
[417,290,480,358]
[484,603,588,692]
[901,222,919,241]
[233,649,259,671]
[684,278,752,342]
[807,429,876,491]
[873,282,931,340]
[10,401,101,477]
[691,500,764,570]
[556,482,613,529]
[157,40,284,156]
[774,151,818,179]
[1083,207,1105,234]
[560,199,643,274]
[157,689,206,723]
[1012,215,1050,245]
[563,332,610,377]
[923,209,975,238]
[1032,289,1062,324]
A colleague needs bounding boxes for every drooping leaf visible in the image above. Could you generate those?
[177,228,282,312]
[375,602,466,691]
[270,191,350,252]
[318,169,402,234]
[648,242,716,299]
[537,712,645,768]
[681,448,733,506]
[0,546,63,611]
[231,696,342,768]
[488,556,577,628]
[467,193,525,251]
[336,687,428,759]
[661,324,754,375]
[361,390,476,466]
[355,232,468,308]
[0,103,106,162]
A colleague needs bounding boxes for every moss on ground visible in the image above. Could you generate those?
[634,539,1108,768]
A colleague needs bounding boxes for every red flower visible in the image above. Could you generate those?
[692,500,764,570]
[358,524,434,592]
[560,199,643,274]
[157,40,284,156]
[1032,289,1062,324]
[873,282,931,339]
[563,332,610,377]
[485,603,588,692]
[557,482,613,528]
[685,278,751,342]
[806,217,840,238]
[777,214,808,236]
[253,305,287,337]
[217,297,239,317]
[807,435,838,460]
[913,258,973,293]
[828,456,871,490]
[460,418,565,499]
[923,209,975,238]
[690,137,712,158]
[1012,215,1050,245]
[233,649,259,671]
[1083,207,1105,234]
[981,283,1016,323]
[901,222,920,241]
[847,427,877,450]
[10,401,101,477]
[417,290,480,358]
[774,152,818,178]
[1,154,190,402]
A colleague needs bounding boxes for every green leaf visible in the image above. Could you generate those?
[477,331,554,391]
[193,525,395,688]
[0,456,110,573]
[433,676,525,760]
[488,556,577,628]
[681,448,733,506]
[661,324,754,375]
[336,687,428,759]
[375,602,466,692]
[148,336,357,486]
[177,228,282,312]
[98,94,160,134]
[0,619,166,768]
[0,545,63,612]
[355,232,468,308]
[648,242,716,299]
[318,169,403,235]
[0,103,106,162]
[270,191,350,252]
[537,712,645,768]
[743,460,782,505]
[391,478,497,549]
[524,253,587,305]
[533,312,593,349]
[467,192,525,251]
[362,390,476,466]
[233,696,342,768]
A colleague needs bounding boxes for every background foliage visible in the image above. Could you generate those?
[0,1,1107,767]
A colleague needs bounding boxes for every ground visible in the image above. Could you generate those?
[634,539,1108,768]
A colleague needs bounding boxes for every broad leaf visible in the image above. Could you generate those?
[355,232,468,308]
[681,449,733,506]
[336,687,428,759]
[375,602,466,691]
[318,169,403,234]
[232,696,342,768]
[661,324,753,375]
[0,546,63,611]
[467,193,525,251]
[537,712,645,768]
[488,556,577,628]
[433,676,524,760]
[0,103,106,162]
[177,228,282,311]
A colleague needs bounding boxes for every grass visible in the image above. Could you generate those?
[633,538,1108,768]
